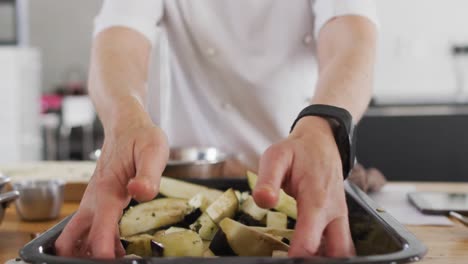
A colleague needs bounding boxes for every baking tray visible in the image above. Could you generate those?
[19,179,427,264]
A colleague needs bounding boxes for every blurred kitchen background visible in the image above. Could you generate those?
[1,0,468,181]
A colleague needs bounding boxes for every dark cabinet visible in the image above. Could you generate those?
[356,106,468,182]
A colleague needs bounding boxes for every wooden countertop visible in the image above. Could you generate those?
[0,202,78,262]
[1,182,468,263]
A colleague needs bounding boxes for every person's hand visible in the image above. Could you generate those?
[253,116,355,257]
[55,112,169,258]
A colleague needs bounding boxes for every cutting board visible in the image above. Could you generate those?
[0,161,94,202]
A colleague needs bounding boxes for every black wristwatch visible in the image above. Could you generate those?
[290,104,357,179]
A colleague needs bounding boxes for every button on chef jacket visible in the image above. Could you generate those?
[94,0,378,169]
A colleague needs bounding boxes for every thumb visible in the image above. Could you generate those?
[253,144,293,209]
[127,142,168,202]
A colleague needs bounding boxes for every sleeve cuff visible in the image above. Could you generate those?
[93,0,164,46]
[313,0,380,39]
[94,15,159,45]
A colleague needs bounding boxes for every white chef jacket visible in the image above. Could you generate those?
[94,0,378,169]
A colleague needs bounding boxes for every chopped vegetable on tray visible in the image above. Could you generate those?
[119,171,296,257]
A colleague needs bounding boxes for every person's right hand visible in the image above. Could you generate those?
[55,113,169,258]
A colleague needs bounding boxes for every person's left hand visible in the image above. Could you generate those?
[252,116,355,257]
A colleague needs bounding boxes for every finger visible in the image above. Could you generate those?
[324,217,356,257]
[289,192,328,257]
[253,144,293,208]
[115,239,126,258]
[87,199,123,258]
[128,141,169,202]
[115,226,126,258]
[114,236,126,257]
[55,212,90,257]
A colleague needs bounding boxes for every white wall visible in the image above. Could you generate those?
[27,0,468,104]
[28,0,102,92]
[0,48,41,163]
[374,0,468,104]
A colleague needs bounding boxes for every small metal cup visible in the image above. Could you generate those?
[0,190,20,225]
[13,180,65,221]
[0,174,10,193]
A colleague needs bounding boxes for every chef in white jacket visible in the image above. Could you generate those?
[56,0,378,258]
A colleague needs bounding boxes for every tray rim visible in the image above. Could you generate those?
[19,179,427,264]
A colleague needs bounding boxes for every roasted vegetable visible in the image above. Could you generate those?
[240,196,268,221]
[235,211,264,227]
[153,228,204,257]
[206,188,238,223]
[188,193,213,212]
[123,234,163,257]
[249,227,294,240]
[272,250,288,257]
[159,176,222,204]
[120,175,299,257]
[210,228,237,256]
[190,212,219,240]
[201,241,217,257]
[203,249,216,257]
[235,190,250,204]
[247,171,297,219]
[210,218,289,256]
[266,211,287,229]
[120,198,189,237]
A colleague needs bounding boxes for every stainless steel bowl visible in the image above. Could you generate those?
[163,147,228,179]
[91,147,229,179]
[12,179,65,221]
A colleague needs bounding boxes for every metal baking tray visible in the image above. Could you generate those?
[19,179,427,264]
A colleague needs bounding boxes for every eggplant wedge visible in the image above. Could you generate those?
[190,212,219,240]
[203,249,216,257]
[240,196,268,221]
[123,234,163,257]
[191,188,254,240]
[120,198,190,237]
[235,190,250,204]
[188,192,218,213]
[272,250,288,257]
[247,171,297,219]
[249,227,294,240]
[205,188,238,223]
[159,176,222,203]
[211,218,289,256]
[153,228,204,257]
[235,211,264,227]
[266,211,288,229]
[202,240,216,257]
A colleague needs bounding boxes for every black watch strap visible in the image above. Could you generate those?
[290,104,357,179]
